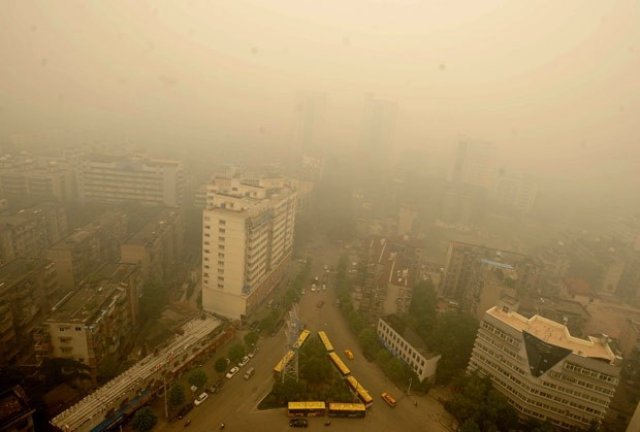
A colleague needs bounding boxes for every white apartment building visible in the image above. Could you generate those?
[201,176,296,320]
[77,155,184,207]
[468,302,621,430]
[377,316,441,382]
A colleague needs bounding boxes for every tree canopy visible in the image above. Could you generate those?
[131,407,157,432]
[187,368,207,389]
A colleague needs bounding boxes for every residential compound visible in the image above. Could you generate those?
[201,175,297,320]
[47,212,127,290]
[0,385,35,432]
[121,209,184,282]
[442,241,542,317]
[35,264,142,370]
[0,164,75,204]
[0,258,59,366]
[377,316,441,383]
[0,203,68,264]
[354,237,425,323]
[468,301,621,430]
[77,154,185,207]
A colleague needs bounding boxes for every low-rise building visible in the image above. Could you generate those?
[47,212,127,290]
[468,301,621,430]
[0,203,67,264]
[0,385,35,432]
[377,315,441,383]
[0,165,75,204]
[77,154,184,207]
[0,258,59,366]
[39,264,142,370]
[121,209,184,282]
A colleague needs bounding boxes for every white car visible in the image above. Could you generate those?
[322,284,326,291]
[194,392,209,406]
[238,356,250,368]
[226,366,240,379]
[311,284,316,292]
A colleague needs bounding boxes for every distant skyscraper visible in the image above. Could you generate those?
[360,96,397,175]
[451,140,494,190]
[293,92,326,154]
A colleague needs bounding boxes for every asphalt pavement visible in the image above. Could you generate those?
[151,238,456,432]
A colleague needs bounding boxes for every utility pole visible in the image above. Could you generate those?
[407,377,413,396]
[163,373,169,419]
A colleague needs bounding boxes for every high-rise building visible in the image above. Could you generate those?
[442,241,542,317]
[293,92,326,155]
[201,175,297,320]
[451,140,494,190]
[468,300,621,430]
[0,165,75,203]
[77,154,184,207]
[359,96,397,177]
[492,172,539,213]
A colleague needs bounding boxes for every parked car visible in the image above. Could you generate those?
[226,366,240,379]
[194,392,209,407]
[243,367,255,380]
[381,392,398,407]
[344,349,354,360]
[176,404,193,420]
[289,418,308,428]
[238,356,250,368]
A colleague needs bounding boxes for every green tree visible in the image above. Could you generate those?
[460,419,481,432]
[139,281,167,323]
[429,311,478,384]
[214,358,228,375]
[300,357,331,385]
[228,342,246,364]
[131,407,157,432]
[168,384,185,409]
[408,280,438,340]
[358,328,380,359]
[244,331,259,348]
[187,368,207,389]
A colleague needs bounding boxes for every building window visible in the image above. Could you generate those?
[204,272,209,277]
[219,244,225,250]
[218,261,224,266]
[218,283,224,289]
[75,327,82,331]
[219,220,226,225]
[219,236,225,242]
[218,253,225,258]
[218,276,224,282]
[204,241,210,245]
[219,228,226,234]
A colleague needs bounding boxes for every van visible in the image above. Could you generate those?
[244,367,255,380]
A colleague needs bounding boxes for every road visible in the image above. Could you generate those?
[153,238,456,432]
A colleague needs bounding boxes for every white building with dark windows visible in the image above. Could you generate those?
[201,175,296,320]
[468,301,621,430]
[377,315,441,383]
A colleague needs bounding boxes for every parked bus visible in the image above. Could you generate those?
[293,329,310,350]
[318,331,334,352]
[327,403,366,418]
[346,376,374,408]
[273,350,294,378]
[328,352,351,377]
[287,401,326,417]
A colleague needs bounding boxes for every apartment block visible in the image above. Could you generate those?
[0,166,75,203]
[77,154,184,207]
[468,302,621,430]
[377,316,441,383]
[201,175,297,320]
[0,203,68,264]
[492,172,538,213]
[0,258,59,366]
[442,241,542,316]
[47,212,127,290]
[121,209,184,282]
[38,264,142,369]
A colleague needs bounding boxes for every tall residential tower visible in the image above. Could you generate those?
[201,175,297,320]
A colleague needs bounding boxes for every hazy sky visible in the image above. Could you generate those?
[1,0,639,176]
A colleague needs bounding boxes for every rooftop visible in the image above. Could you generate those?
[47,264,137,323]
[49,212,124,250]
[0,258,51,289]
[381,315,437,359]
[487,306,616,362]
[125,209,179,246]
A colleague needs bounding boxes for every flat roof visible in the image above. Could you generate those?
[0,258,51,289]
[487,306,615,361]
[124,209,178,245]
